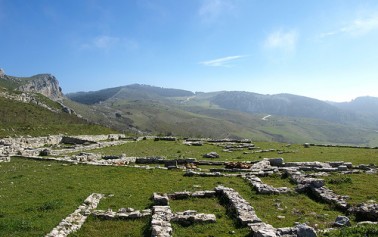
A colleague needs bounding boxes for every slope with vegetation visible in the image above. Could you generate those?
[0,72,116,137]
[67,84,378,146]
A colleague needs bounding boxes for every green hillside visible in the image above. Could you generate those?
[65,83,378,146]
[0,96,115,137]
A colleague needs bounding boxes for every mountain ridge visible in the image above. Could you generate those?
[3,70,378,145]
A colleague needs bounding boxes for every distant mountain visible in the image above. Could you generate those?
[332,96,378,117]
[65,84,378,146]
[67,84,194,105]
[211,92,357,123]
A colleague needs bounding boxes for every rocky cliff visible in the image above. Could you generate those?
[17,74,63,100]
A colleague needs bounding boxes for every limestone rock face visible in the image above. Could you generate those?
[0,68,5,78]
[17,74,63,100]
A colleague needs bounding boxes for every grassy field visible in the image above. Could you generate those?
[82,139,378,165]
[1,140,378,236]
[0,96,116,137]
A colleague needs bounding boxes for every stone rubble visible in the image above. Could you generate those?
[349,203,378,222]
[45,193,104,237]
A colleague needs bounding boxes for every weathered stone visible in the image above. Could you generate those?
[312,187,349,211]
[153,193,169,206]
[245,174,291,195]
[136,157,165,164]
[296,223,317,237]
[203,152,220,158]
[191,190,216,198]
[171,211,216,225]
[333,216,351,227]
[248,222,277,237]
[39,148,51,156]
[154,137,177,141]
[268,158,284,167]
[276,227,297,236]
[168,191,190,200]
[151,206,173,237]
[350,203,378,221]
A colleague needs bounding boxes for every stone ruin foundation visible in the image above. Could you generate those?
[1,135,377,236]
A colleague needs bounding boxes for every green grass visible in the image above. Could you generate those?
[260,174,296,189]
[0,157,350,237]
[0,96,116,137]
[320,224,378,237]
[2,140,378,236]
[325,173,378,205]
[80,139,378,165]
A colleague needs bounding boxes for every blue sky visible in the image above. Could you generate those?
[1,0,378,102]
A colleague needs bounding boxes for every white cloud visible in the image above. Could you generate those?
[200,55,246,67]
[81,35,138,51]
[264,29,298,53]
[321,13,378,38]
[93,35,120,49]
[198,0,236,23]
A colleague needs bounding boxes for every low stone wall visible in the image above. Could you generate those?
[151,206,173,237]
[215,185,262,226]
[312,187,349,211]
[46,193,104,237]
[245,174,291,194]
[93,208,151,220]
[184,170,241,177]
[285,169,350,211]
[154,137,177,141]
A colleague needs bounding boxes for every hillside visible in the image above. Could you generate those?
[0,71,116,137]
[66,84,378,146]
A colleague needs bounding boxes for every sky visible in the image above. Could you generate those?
[1,0,378,102]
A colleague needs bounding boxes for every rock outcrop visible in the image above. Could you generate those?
[17,74,63,100]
